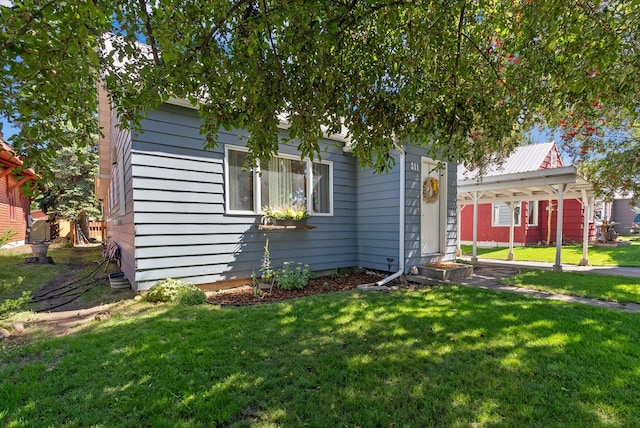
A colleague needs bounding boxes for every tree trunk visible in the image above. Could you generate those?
[77,214,91,244]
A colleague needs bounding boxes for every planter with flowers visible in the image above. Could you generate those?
[260,204,315,229]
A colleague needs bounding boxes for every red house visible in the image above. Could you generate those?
[457,142,596,248]
[0,135,37,247]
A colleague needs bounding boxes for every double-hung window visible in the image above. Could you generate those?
[492,202,521,227]
[225,146,333,216]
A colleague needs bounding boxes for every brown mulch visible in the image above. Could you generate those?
[207,272,389,306]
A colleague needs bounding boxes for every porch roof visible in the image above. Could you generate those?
[457,165,595,205]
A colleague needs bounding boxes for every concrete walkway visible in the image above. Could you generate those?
[451,257,640,313]
[457,256,640,278]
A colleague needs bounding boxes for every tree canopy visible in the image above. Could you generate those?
[1,1,639,200]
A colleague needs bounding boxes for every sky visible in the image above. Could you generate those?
[0,117,19,141]
[0,0,15,137]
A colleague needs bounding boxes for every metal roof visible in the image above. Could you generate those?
[458,142,556,180]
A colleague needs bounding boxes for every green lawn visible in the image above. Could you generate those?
[2,287,640,427]
[3,245,640,426]
[461,238,640,266]
[502,270,640,304]
[0,245,108,317]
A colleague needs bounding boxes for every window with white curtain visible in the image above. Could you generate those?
[227,149,254,211]
[225,146,332,215]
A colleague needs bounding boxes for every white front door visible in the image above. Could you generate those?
[421,158,446,255]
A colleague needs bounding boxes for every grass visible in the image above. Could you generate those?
[2,245,640,425]
[0,246,66,300]
[502,270,640,304]
[461,238,640,266]
[0,244,109,317]
[2,287,640,427]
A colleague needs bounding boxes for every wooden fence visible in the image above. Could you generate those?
[87,220,104,242]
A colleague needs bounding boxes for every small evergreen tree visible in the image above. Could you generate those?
[37,142,101,244]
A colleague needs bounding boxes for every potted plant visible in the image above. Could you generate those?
[261,203,309,226]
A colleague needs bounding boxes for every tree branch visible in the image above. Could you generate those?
[447,1,467,139]
[17,0,58,35]
[460,32,509,89]
[138,0,161,65]
[195,0,253,55]
[261,0,286,81]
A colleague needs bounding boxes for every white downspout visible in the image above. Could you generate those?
[377,146,406,286]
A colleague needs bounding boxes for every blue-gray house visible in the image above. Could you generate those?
[95,88,458,291]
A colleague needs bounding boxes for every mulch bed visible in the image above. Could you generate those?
[206,272,388,306]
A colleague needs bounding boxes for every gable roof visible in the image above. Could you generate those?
[457,141,595,205]
[458,141,557,180]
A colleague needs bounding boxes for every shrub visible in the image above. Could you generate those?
[0,229,16,247]
[144,278,206,305]
[274,262,315,290]
[0,290,31,318]
[175,286,207,306]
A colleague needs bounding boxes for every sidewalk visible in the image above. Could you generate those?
[453,257,640,313]
[457,256,640,278]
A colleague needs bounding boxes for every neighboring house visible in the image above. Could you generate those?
[609,194,639,236]
[0,136,36,247]
[458,142,596,248]
[95,88,457,291]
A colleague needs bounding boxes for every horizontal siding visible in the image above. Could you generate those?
[136,223,257,236]
[0,172,29,245]
[134,178,223,193]
[135,189,224,204]
[133,202,224,215]
[120,103,457,289]
[355,158,401,272]
[130,104,359,290]
[137,243,241,258]
[612,199,638,235]
[132,165,221,183]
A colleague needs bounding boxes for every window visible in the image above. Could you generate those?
[8,188,16,220]
[225,146,333,215]
[227,149,254,212]
[527,201,538,226]
[492,202,521,227]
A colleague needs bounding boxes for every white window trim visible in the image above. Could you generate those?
[225,145,333,216]
[527,200,539,226]
[224,145,257,215]
[491,202,521,227]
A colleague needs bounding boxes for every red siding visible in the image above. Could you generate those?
[538,145,564,170]
[1,171,30,244]
[458,144,597,246]
[460,199,594,245]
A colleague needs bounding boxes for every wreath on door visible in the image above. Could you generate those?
[423,177,439,203]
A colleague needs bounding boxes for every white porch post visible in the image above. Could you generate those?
[554,184,566,271]
[579,191,593,266]
[472,191,479,264]
[507,202,515,261]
